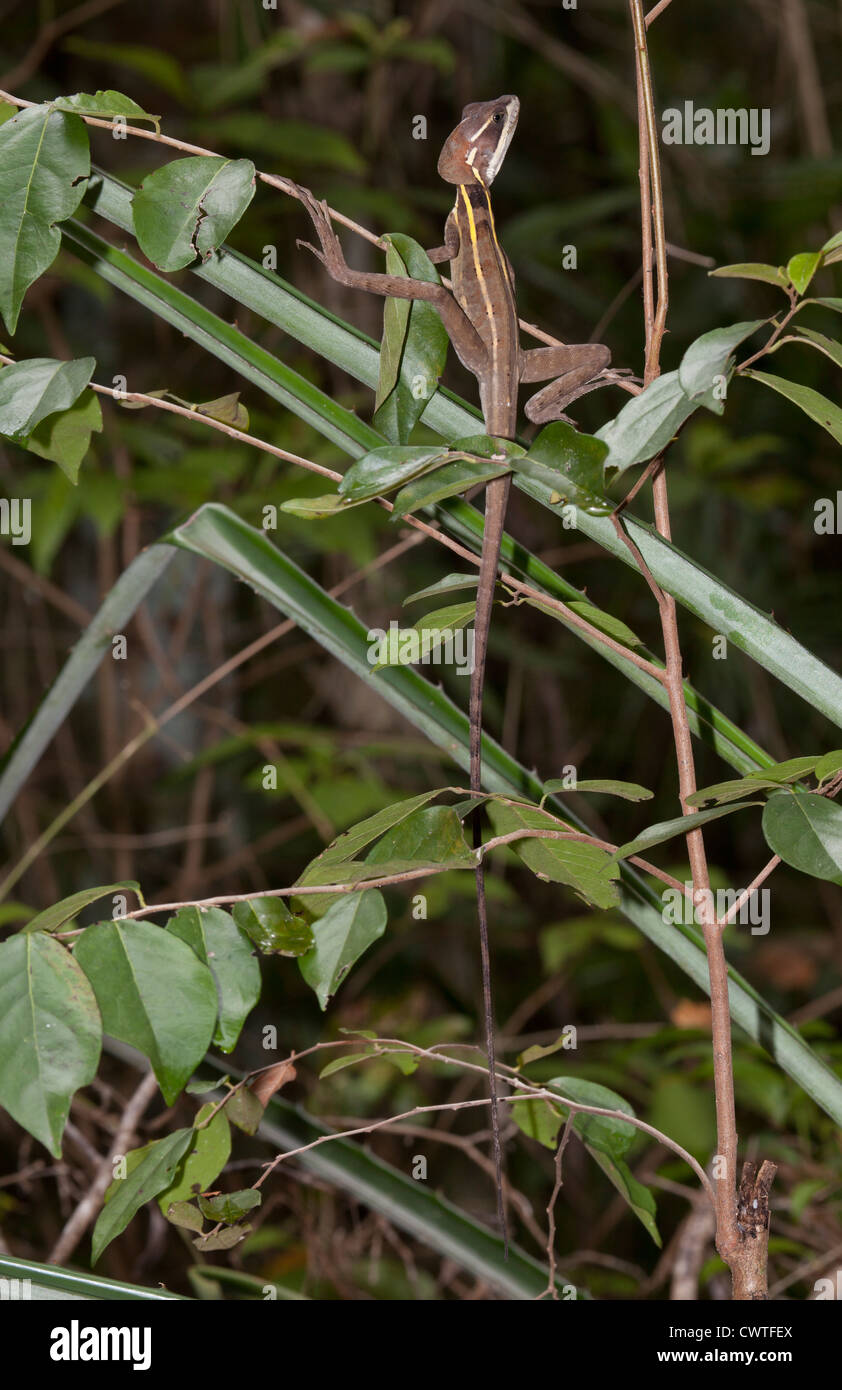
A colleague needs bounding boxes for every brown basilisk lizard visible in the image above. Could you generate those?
[297,96,611,1249]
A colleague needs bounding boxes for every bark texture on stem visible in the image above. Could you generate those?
[730,1161,778,1300]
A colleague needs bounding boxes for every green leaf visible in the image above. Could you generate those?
[592,1151,660,1245]
[786,251,822,295]
[21,881,142,934]
[297,857,463,889]
[74,920,218,1103]
[391,430,525,519]
[0,106,90,332]
[486,800,620,909]
[319,1048,376,1078]
[514,421,610,512]
[762,792,842,884]
[808,296,842,314]
[51,91,160,129]
[524,593,644,651]
[24,388,103,482]
[548,778,653,802]
[298,891,388,1009]
[451,434,525,461]
[132,156,256,272]
[772,326,842,371]
[517,1034,575,1068]
[163,1200,204,1232]
[373,234,448,444]
[365,804,473,867]
[226,1086,265,1135]
[305,790,444,871]
[743,370,842,447]
[197,1188,261,1224]
[194,391,248,428]
[186,1074,226,1094]
[688,755,822,806]
[392,456,508,517]
[510,1095,563,1149]
[595,371,698,476]
[0,933,100,1156]
[371,602,476,670]
[0,357,96,442]
[749,755,823,782]
[678,320,767,414]
[708,262,789,288]
[549,1076,636,1159]
[687,776,791,806]
[193,1224,252,1251]
[166,907,261,1052]
[338,444,449,501]
[280,492,367,519]
[232,897,313,956]
[549,1076,660,1245]
[609,802,762,862]
[404,572,480,605]
[93,1128,194,1262]
[157,1102,231,1211]
[815,750,842,783]
[565,600,643,650]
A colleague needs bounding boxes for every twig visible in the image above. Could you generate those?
[539,1114,574,1300]
[252,1078,714,1204]
[48,1069,159,1266]
[645,0,674,26]
[93,820,693,923]
[718,855,781,927]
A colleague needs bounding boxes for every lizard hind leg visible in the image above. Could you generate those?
[521,343,611,424]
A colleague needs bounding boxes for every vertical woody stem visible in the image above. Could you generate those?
[627,0,766,1288]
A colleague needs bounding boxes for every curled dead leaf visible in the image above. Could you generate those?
[248,1058,297,1109]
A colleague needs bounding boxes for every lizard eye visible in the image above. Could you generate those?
[492,111,504,123]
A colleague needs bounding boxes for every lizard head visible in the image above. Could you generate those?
[437,95,520,187]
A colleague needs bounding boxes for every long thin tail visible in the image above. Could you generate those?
[470,473,512,1255]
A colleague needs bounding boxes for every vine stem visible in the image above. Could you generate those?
[627,0,771,1291]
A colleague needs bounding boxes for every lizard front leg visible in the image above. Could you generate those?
[296,188,487,377]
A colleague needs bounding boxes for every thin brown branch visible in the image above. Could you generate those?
[627,0,771,1294]
[48,1068,159,1266]
[718,855,781,927]
[104,820,692,922]
[539,1114,574,1300]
